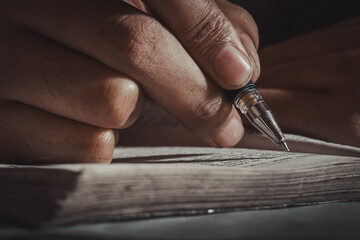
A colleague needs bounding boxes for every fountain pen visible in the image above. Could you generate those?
[225,81,289,151]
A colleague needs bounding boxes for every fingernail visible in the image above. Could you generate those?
[214,116,244,147]
[214,45,252,87]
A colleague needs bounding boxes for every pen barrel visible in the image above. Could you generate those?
[236,88,264,115]
[225,81,263,115]
[225,81,256,108]
[225,81,286,145]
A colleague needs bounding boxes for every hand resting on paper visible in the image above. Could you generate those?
[0,0,260,163]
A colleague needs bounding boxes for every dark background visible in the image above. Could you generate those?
[230,0,360,48]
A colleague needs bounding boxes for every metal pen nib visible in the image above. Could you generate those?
[226,81,290,152]
[279,141,290,152]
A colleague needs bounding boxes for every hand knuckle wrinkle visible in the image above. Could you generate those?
[101,78,139,128]
[183,10,231,55]
[86,129,115,163]
[114,15,162,67]
[195,95,222,121]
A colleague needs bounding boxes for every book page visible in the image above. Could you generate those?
[1,147,359,226]
[112,147,358,170]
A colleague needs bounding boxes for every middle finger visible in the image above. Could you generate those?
[1,26,144,129]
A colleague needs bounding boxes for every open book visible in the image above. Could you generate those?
[1,145,360,226]
[1,103,359,226]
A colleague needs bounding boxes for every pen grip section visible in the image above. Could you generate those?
[225,80,256,108]
[224,81,262,114]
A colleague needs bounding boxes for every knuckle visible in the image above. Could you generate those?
[182,6,232,55]
[99,78,141,128]
[112,15,163,67]
[194,94,223,122]
[84,129,116,163]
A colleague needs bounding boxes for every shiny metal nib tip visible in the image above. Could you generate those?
[279,141,290,152]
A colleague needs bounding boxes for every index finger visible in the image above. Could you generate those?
[2,0,244,147]
[143,0,260,89]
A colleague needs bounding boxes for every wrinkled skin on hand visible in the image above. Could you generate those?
[0,0,259,163]
[117,17,360,148]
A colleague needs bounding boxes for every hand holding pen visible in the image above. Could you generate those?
[0,0,272,163]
